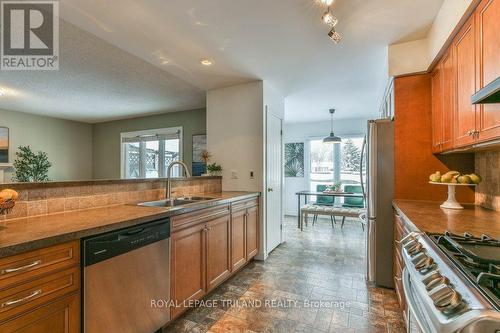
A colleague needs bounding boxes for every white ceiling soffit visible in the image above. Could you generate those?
[58,0,444,123]
[1,0,444,123]
[0,20,205,123]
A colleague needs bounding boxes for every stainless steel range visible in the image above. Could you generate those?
[400,231,500,333]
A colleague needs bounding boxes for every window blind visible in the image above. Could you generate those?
[121,130,181,143]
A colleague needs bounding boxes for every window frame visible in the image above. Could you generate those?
[306,133,365,190]
[120,126,183,179]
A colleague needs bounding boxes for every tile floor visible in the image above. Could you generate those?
[165,216,405,333]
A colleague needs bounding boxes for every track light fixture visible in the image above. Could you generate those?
[319,3,342,44]
[328,28,342,44]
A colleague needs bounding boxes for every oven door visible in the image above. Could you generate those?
[402,268,433,333]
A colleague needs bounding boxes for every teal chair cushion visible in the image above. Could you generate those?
[316,184,334,206]
[343,184,364,208]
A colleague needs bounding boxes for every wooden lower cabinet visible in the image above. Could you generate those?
[206,215,231,291]
[246,206,259,259]
[393,212,408,328]
[170,198,260,320]
[1,292,80,333]
[170,222,207,319]
[0,241,80,333]
[231,209,247,271]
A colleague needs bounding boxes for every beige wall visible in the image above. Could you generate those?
[0,108,93,182]
[92,109,206,179]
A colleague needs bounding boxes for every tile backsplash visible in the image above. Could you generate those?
[1,177,222,220]
[475,150,500,211]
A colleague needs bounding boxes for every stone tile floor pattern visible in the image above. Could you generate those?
[164,216,405,333]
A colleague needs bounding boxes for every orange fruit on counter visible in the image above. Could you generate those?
[0,189,19,202]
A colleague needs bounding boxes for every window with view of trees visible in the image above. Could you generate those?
[121,127,182,179]
[309,137,365,201]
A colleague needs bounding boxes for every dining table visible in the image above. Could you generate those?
[295,190,365,228]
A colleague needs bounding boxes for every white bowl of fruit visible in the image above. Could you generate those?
[428,171,481,209]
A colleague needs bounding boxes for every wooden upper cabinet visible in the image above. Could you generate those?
[206,215,231,291]
[475,0,500,142]
[454,15,477,147]
[441,50,455,150]
[431,64,444,152]
[170,222,206,319]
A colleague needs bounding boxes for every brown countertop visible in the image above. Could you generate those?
[393,199,500,238]
[0,191,259,257]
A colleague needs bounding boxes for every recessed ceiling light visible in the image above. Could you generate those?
[318,0,334,5]
[161,60,169,65]
[200,59,213,66]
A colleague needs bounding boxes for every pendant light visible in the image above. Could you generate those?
[323,109,342,144]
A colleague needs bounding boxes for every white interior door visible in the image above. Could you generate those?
[266,109,283,254]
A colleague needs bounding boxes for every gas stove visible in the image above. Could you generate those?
[399,231,500,333]
[429,231,500,311]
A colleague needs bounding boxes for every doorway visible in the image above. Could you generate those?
[266,109,283,254]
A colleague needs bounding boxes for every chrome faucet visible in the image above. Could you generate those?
[166,161,191,198]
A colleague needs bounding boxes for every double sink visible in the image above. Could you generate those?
[138,196,216,208]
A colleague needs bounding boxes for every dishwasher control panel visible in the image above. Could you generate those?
[82,218,170,266]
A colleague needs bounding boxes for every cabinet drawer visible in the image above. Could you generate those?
[0,291,80,333]
[231,198,259,212]
[171,205,230,231]
[0,241,79,288]
[0,266,80,322]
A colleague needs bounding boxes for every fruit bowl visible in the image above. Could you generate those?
[429,182,476,210]
[0,199,16,215]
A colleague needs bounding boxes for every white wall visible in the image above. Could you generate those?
[388,0,474,76]
[207,81,264,191]
[283,117,368,216]
[207,80,285,260]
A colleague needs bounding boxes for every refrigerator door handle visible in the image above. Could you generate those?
[360,135,367,203]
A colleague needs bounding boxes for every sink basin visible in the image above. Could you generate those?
[138,196,215,208]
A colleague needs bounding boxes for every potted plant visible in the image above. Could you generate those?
[12,146,52,182]
[206,163,222,176]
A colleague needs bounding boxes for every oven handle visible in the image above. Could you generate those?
[402,267,430,333]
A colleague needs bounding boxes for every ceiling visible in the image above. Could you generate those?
[0,20,205,123]
[0,0,444,123]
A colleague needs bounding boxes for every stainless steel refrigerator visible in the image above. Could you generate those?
[362,119,394,288]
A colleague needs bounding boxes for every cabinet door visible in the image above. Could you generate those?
[170,223,206,319]
[206,215,231,291]
[246,206,259,259]
[431,64,443,153]
[441,50,455,150]
[454,15,477,147]
[231,209,246,271]
[476,0,500,142]
[0,293,79,333]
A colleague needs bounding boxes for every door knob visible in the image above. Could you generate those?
[267,187,273,192]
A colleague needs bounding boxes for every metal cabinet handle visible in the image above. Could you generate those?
[1,289,42,308]
[1,260,41,275]
[267,187,273,192]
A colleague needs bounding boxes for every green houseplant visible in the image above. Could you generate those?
[206,163,222,176]
[12,146,52,182]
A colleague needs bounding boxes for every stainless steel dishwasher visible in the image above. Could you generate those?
[82,218,170,333]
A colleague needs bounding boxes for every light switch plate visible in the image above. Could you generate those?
[231,170,239,179]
